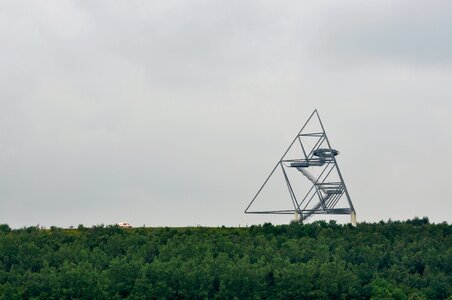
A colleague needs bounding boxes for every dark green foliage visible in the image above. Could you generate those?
[0,225,10,233]
[0,220,450,299]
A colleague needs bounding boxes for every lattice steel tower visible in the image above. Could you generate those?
[245,110,357,226]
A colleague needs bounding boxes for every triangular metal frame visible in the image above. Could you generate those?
[244,110,357,225]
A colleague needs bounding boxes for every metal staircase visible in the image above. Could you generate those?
[294,167,344,220]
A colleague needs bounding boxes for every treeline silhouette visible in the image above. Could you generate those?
[0,218,450,299]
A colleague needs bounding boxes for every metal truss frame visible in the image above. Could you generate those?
[244,110,356,223]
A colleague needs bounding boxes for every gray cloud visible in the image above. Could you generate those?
[312,0,452,66]
[0,1,451,227]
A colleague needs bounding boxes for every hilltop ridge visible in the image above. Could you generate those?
[0,218,450,299]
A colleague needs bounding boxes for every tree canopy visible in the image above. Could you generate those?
[0,218,450,299]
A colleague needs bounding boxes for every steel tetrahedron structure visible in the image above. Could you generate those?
[245,110,357,225]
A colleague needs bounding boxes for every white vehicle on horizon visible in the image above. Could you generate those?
[117,221,132,228]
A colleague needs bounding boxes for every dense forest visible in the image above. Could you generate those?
[0,218,450,299]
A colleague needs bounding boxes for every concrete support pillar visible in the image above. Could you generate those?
[351,211,357,227]
[293,212,301,223]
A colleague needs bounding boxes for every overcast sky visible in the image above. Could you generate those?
[1,1,451,228]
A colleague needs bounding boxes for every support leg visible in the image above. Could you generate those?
[351,211,357,227]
